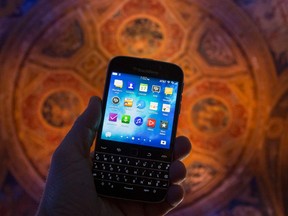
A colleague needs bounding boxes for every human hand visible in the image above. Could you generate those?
[37,96,191,216]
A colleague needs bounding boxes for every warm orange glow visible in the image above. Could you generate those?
[0,0,287,215]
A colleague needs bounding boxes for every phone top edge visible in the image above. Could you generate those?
[108,56,184,81]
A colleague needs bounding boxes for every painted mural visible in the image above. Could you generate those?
[0,0,287,215]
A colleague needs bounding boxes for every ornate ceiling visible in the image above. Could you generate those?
[0,0,287,215]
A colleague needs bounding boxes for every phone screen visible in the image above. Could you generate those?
[100,71,179,149]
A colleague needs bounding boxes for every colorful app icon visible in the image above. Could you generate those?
[147,118,156,128]
[149,102,158,111]
[109,113,118,122]
[112,96,120,104]
[139,83,148,92]
[121,115,131,124]
[152,85,161,93]
[162,104,171,112]
[136,100,146,109]
[124,98,133,107]
[127,82,135,90]
[134,117,143,126]
[105,132,112,137]
[114,79,123,88]
[160,120,168,129]
[164,87,173,95]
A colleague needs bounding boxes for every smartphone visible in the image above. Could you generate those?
[93,56,183,202]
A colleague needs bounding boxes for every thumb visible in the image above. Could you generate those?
[54,96,102,163]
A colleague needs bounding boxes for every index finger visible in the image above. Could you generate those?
[173,136,191,161]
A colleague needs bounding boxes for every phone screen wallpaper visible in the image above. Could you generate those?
[101,71,179,149]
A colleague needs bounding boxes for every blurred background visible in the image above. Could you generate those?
[0,0,287,215]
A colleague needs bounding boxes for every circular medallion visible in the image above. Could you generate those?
[99,0,184,59]
[118,17,164,56]
[180,80,248,151]
[266,117,285,139]
[192,98,230,134]
[41,91,81,128]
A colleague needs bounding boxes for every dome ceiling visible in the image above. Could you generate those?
[0,0,287,215]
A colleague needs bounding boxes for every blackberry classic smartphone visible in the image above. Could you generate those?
[93,56,183,202]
